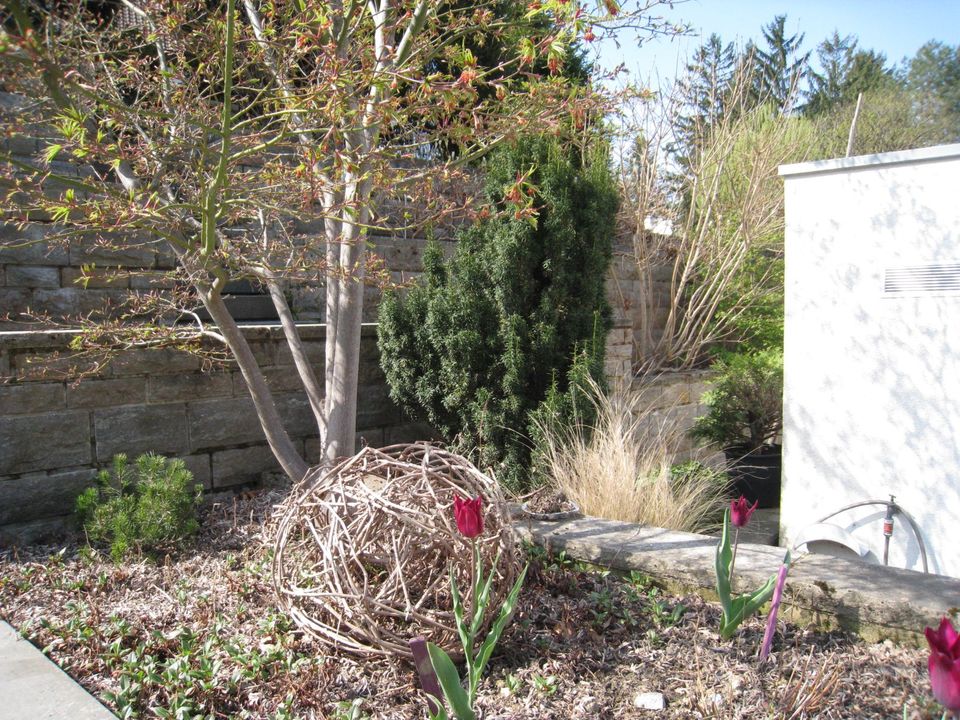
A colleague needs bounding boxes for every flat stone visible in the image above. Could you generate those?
[94,404,189,461]
[0,621,116,719]
[176,454,212,490]
[0,382,65,415]
[634,692,665,710]
[0,411,91,474]
[108,348,200,376]
[67,377,147,409]
[0,468,96,525]
[514,515,960,645]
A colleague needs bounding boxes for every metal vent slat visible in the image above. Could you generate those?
[884,263,960,294]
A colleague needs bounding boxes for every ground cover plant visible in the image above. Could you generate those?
[0,487,941,719]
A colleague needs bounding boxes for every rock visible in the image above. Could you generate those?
[633,692,665,710]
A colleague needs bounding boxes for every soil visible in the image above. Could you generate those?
[0,488,938,720]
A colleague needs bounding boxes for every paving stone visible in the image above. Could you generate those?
[0,411,91,474]
[94,404,189,461]
[0,382,65,415]
[67,377,147,409]
[0,468,96,525]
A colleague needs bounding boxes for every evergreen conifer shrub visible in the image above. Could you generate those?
[378,136,618,490]
[75,453,203,561]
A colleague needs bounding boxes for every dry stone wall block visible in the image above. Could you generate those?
[0,411,91,474]
[94,404,189,461]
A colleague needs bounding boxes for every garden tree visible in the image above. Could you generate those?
[0,0,674,481]
[805,35,898,118]
[377,135,618,490]
[905,40,960,141]
[748,14,810,114]
[619,60,819,370]
[672,34,738,167]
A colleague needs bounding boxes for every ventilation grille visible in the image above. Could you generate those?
[884,264,960,295]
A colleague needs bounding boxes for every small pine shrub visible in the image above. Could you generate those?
[75,453,203,561]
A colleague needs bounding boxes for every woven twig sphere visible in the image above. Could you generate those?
[272,443,521,660]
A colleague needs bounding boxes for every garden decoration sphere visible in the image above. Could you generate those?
[272,443,521,660]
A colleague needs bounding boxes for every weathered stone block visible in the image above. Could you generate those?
[384,422,437,445]
[0,468,96,524]
[0,411,91,474]
[148,372,233,403]
[61,267,130,289]
[356,384,401,428]
[67,377,147,409]
[188,397,264,450]
[177,454,212,490]
[275,340,324,367]
[0,223,69,265]
[94,404,189,461]
[68,235,158,268]
[109,348,200,376]
[0,382,65,415]
[211,444,280,487]
[4,265,60,288]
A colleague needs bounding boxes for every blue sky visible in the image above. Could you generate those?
[595,0,960,89]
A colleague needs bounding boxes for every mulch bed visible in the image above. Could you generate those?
[0,488,939,719]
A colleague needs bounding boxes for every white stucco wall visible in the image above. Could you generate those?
[779,144,960,578]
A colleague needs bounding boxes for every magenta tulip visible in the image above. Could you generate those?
[730,496,758,528]
[454,495,484,538]
[926,617,960,714]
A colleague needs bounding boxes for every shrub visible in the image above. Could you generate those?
[532,378,728,532]
[378,135,617,491]
[75,453,203,560]
[691,349,784,452]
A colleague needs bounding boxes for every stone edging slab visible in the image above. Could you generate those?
[512,516,959,646]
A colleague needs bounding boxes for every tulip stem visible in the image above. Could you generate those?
[730,527,741,589]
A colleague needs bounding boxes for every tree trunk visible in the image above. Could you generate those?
[201,289,309,481]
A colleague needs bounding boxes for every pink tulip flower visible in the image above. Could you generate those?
[926,617,960,715]
[454,495,484,538]
[730,496,758,528]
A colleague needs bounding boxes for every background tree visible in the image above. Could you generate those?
[0,0,673,480]
[748,14,810,114]
[377,135,618,490]
[905,40,960,142]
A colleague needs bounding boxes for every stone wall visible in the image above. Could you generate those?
[0,324,430,542]
[632,369,716,462]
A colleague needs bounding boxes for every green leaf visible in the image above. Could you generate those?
[472,564,527,688]
[427,643,475,720]
[449,568,472,658]
[715,508,733,617]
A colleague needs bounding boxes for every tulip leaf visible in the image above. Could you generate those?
[427,642,475,720]
[473,563,528,690]
[715,508,734,617]
[449,568,472,657]
[473,548,501,635]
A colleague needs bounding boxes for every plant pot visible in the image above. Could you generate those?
[520,500,582,522]
[724,444,781,509]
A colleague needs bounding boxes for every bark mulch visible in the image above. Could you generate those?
[0,488,940,719]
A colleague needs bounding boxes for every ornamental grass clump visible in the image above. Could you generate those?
[532,377,728,533]
[75,453,203,561]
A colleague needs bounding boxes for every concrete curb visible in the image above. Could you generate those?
[0,621,116,720]
[513,516,959,646]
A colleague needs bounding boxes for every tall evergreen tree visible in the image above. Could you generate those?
[806,33,897,117]
[906,40,960,141]
[750,15,811,114]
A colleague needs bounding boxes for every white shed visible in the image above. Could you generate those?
[779,143,960,578]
